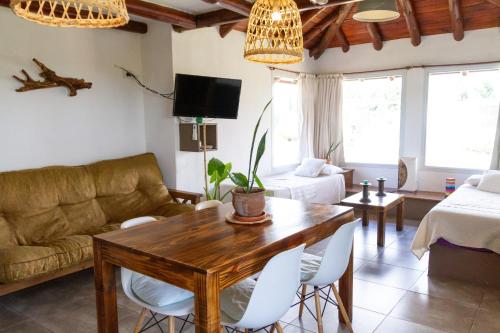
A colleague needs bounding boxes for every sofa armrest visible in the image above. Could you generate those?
[168,189,203,205]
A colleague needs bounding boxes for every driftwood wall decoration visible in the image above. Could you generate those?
[13,58,92,97]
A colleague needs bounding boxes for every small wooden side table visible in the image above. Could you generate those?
[341,191,405,246]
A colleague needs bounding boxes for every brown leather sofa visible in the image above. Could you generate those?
[0,153,201,296]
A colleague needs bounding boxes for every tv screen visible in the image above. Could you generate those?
[173,74,242,119]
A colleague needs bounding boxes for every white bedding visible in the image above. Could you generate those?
[220,171,345,205]
[411,184,500,259]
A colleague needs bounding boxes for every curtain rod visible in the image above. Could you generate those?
[268,60,500,76]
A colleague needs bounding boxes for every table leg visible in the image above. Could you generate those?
[396,200,405,232]
[194,272,221,333]
[339,243,353,322]
[93,241,118,333]
[362,209,369,227]
[377,211,387,247]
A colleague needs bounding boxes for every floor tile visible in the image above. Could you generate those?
[387,235,415,251]
[352,279,406,314]
[0,319,53,333]
[390,291,478,333]
[375,317,447,333]
[410,274,485,307]
[470,308,500,333]
[353,242,383,261]
[289,306,384,333]
[354,262,423,289]
[479,287,500,312]
[0,303,30,330]
[373,247,428,271]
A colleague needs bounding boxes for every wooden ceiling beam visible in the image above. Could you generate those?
[202,0,252,16]
[0,0,148,33]
[337,27,350,52]
[126,0,196,29]
[310,3,354,59]
[449,0,464,41]
[397,0,421,46]
[485,0,500,6]
[295,0,362,11]
[366,23,383,50]
[219,21,240,37]
[303,10,339,48]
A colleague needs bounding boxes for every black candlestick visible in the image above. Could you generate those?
[360,181,371,203]
[376,177,387,197]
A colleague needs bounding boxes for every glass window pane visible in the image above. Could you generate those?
[342,76,403,165]
[272,80,301,168]
[425,69,500,169]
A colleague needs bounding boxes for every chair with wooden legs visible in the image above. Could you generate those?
[219,244,306,333]
[297,219,360,333]
[120,217,194,333]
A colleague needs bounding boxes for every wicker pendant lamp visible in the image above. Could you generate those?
[10,0,129,28]
[244,0,303,65]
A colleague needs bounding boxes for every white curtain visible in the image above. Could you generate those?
[298,74,317,159]
[491,108,500,170]
[313,74,345,166]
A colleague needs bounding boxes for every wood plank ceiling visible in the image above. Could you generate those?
[1,0,498,59]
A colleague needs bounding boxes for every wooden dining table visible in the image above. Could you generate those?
[93,197,355,333]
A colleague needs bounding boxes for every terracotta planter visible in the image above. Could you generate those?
[231,188,266,217]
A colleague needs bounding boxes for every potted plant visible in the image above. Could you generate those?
[325,141,341,165]
[204,157,233,202]
[229,100,271,217]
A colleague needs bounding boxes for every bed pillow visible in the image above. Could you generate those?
[321,164,344,176]
[295,158,326,178]
[477,170,500,194]
[464,174,482,187]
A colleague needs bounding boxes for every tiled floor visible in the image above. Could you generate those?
[0,218,499,333]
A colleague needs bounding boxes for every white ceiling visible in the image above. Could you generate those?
[144,0,219,15]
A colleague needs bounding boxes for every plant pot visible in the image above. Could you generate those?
[231,188,266,217]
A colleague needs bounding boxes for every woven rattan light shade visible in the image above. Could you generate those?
[10,0,129,28]
[244,0,303,64]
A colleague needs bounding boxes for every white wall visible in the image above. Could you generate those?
[311,28,500,191]
[0,8,146,172]
[171,28,315,192]
[141,20,177,187]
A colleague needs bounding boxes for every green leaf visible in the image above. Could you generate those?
[207,158,225,177]
[253,174,265,190]
[229,172,249,188]
[247,99,272,183]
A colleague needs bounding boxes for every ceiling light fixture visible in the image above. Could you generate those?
[353,0,400,22]
[10,0,129,28]
[244,0,304,65]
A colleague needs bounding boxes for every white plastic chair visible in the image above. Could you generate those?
[297,219,360,333]
[219,244,306,332]
[120,217,194,333]
[195,200,223,211]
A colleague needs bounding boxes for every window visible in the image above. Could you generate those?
[342,75,403,165]
[425,68,500,170]
[272,78,301,168]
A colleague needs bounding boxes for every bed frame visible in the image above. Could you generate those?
[428,241,500,288]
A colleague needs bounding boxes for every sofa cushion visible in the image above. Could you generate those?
[88,154,173,223]
[0,216,16,248]
[43,235,93,269]
[0,246,59,283]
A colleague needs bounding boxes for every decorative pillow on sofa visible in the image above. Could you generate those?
[477,170,500,194]
[295,158,326,178]
[464,174,483,186]
[321,164,344,176]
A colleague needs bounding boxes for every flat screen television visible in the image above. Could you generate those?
[173,74,242,119]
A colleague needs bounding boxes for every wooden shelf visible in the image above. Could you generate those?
[179,123,217,152]
[346,184,446,203]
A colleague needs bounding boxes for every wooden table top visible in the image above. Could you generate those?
[94,197,353,274]
[341,191,404,209]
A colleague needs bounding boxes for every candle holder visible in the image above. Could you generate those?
[376,177,387,197]
[360,180,371,203]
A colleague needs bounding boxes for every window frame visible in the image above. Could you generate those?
[421,64,500,173]
[270,75,301,173]
[342,69,407,168]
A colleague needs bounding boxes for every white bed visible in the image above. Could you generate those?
[221,171,345,205]
[411,184,500,259]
